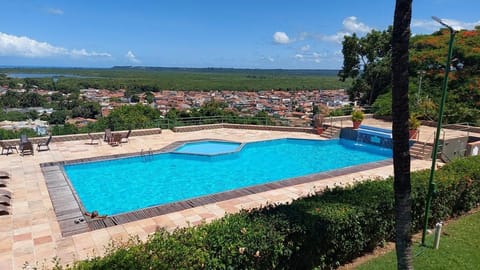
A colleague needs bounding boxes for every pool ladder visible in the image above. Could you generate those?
[140,148,153,162]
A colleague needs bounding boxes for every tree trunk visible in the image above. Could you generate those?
[391,0,414,269]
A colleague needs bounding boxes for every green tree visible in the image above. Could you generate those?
[49,110,68,124]
[145,92,154,104]
[26,110,39,120]
[339,28,392,105]
[391,0,414,269]
[0,91,20,108]
[105,104,160,130]
[71,102,101,119]
[20,92,45,107]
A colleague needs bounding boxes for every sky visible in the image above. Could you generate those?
[1,0,479,69]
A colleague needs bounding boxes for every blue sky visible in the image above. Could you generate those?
[1,0,479,69]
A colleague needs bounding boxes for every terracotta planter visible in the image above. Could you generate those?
[409,129,418,140]
[352,121,362,129]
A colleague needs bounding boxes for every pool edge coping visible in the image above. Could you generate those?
[40,138,393,236]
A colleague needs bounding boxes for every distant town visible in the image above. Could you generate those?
[0,82,351,133]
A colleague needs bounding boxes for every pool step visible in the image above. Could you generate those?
[410,141,434,160]
[320,125,341,139]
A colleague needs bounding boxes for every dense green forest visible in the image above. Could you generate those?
[0,67,350,92]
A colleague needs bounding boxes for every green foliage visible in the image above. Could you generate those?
[71,102,101,119]
[104,104,160,131]
[351,109,365,122]
[357,211,480,270]
[1,67,351,92]
[71,211,298,270]
[0,111,29,121]
[49,110,68,124]
[0,90,46,108]
[50,123,79,136]
[372,91,392,116]
[338,28,392,105]
[409,28,480,125]
[0,128,37,140]
[329,105,353,117]
[408,114,421,130]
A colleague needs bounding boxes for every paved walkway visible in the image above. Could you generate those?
[0,126,433,269]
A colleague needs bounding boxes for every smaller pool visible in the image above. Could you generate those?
[173,140,242,155]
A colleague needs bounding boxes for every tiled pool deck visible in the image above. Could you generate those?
[0,125,434,269]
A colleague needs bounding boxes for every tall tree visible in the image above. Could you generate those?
[339,29,392,105]
[391,0,413,269]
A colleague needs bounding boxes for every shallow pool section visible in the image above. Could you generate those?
[64,138,392,216]
[173,140,242,155]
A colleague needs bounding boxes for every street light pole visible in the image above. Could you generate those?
[417,70,425,104]
[421,16,456,246]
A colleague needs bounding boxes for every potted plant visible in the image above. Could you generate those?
[313,104,330,135]
[351,110,365,129]
[409,114,421,139]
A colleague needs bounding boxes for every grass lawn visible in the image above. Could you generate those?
[356,210,480,270]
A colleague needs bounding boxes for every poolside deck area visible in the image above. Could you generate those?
[0,123,435,269]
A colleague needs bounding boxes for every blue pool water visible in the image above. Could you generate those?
[64,138,392,215]
[174,141,241,155]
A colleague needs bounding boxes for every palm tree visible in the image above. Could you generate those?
[391,0,414,269]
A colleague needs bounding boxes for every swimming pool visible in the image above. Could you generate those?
[173,140,242,155]
[64,138,392,216]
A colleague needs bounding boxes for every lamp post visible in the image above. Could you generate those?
[421,16,457,246]
[417,70,426,104]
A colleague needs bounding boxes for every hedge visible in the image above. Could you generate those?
[61,155,480,270]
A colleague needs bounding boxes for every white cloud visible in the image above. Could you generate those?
[342,16,372,33]
[260,56,275,62]
[71,49,112,58]
[47,8,64,15]
[125,50,140,63]
[0,32,111,58]
[320,31,351,43]
[294,51,329,63]
[319,17,372,44]
[297,17,372,45]
[300,45,310,51]
[273,32,292,44]
[412,18,480,32]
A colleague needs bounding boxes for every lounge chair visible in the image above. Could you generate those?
[0,171,10,179]
[121,129,132,143]
[0,196,10,206]
[87,133,101,145]
[19,135,34,156]
[104,129,112,143]
[0,205,9,215]
[0,141,17,155]
[0,189,12,198]
[0,179,7,187]
[110,133,122,146]
[37,135,52,151]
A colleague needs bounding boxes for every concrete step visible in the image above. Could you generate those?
[319,125,341,139]
[410,142,434,160]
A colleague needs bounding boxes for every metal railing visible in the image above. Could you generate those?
[153,116,305,130]
[421,122,471,160]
